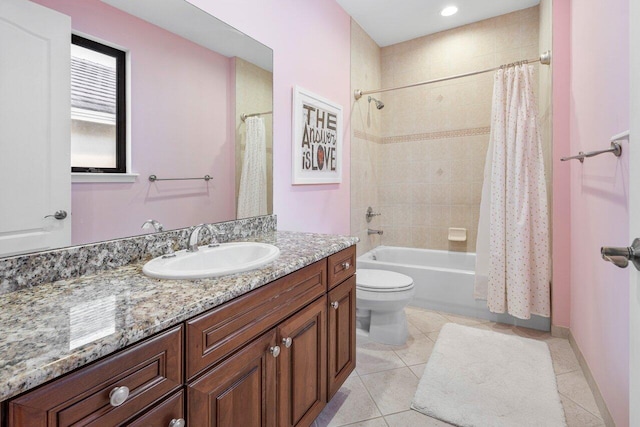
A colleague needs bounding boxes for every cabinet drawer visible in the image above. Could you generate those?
[9,326,183,427]
[127,390,184,427]
[186,260,326,379]
[327,246,356,290]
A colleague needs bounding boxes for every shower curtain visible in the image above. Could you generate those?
[237,116,267,219]
[474,64,550,319]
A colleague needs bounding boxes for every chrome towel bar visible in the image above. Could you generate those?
[560,130,628,163]
[560,142,622,163]
[148,174,212,182]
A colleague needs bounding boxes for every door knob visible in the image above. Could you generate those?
[44,210,67,220]
[601,238,640,271]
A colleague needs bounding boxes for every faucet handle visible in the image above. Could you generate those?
[206,224,221,247]
[141,219,164,232]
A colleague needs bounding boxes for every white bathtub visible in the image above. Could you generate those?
[357,246,550,331]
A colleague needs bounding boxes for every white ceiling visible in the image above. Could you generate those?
[336,0,540,47]
[101,0,273,71]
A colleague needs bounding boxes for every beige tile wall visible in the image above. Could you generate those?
[376,6,541,252]
[350,21,383,257]
[350,7,546,254]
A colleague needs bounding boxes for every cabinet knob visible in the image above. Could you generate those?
[168,419,186,427]
[342,261,350,270]
[331,301,339,309]
[282,337,292,348]
[269,345,281,358]
[109,385,130,407]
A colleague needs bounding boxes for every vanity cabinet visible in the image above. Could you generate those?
[6,246,356,427]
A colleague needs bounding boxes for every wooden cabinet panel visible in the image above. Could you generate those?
[327,276,356,399]
[327,246,355,290]
[9,326,182,427]
[187,261,326,379]
[277,297,327,427]
[127,390,184,427]
[187,330,277,427]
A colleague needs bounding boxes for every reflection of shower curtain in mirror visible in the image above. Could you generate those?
[237,117,267,218]
[474,64,550,320]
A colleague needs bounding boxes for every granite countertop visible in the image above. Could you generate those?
[0,231,358,402]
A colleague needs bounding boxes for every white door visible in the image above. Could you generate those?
[0,0,71,257]
[630,1,639,423]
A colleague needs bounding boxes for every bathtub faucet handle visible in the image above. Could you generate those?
[366,206,381,223]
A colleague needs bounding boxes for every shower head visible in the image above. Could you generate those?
[368,96,384,110]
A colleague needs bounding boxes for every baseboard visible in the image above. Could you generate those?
[568,332,616,427]
[551,325,570,338]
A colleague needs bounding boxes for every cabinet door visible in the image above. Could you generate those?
[277,297,327,427]
[327,276,356,399]
[188,330,278,427]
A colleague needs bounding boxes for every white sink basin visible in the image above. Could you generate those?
[142,242,280,279]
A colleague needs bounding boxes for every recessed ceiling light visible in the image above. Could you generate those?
[441,5,458,17]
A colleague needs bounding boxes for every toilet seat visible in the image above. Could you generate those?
[356,269,414,293]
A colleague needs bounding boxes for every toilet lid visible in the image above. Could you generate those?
[356,269,414,292]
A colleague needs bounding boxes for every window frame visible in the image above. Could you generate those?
[70,34,127,174]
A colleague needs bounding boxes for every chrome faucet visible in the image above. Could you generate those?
[187,224,221,252]
[367,228,383,235]
[187,224,209,252]
[141,219,164,232]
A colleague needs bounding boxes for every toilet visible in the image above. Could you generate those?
[356,269,415,346]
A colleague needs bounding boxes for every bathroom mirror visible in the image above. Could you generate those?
[1,0,273,258]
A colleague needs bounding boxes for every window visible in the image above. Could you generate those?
[70,35,126,173]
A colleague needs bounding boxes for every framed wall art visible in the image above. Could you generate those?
[292,86,343,184]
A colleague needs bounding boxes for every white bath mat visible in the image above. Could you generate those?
[411,323,567,427]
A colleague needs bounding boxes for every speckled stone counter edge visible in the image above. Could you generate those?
[0,215,277,295]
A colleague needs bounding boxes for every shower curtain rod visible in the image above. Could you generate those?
[354,50,551,100]
[241,111,273,121]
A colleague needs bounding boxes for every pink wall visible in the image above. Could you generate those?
[34,0,236,245]
[188,0,352,235]
[554,0,630,424]
[551,0,571,329]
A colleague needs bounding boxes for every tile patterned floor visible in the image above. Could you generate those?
[313,306,605,427]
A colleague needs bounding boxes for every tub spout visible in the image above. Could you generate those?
[368,228,383,235]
